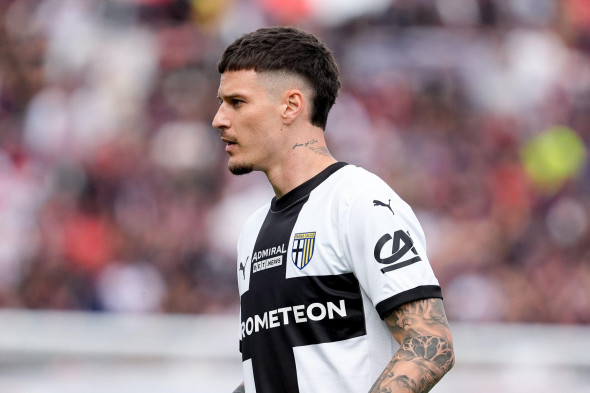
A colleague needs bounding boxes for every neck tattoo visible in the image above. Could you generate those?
[309,146,330,156]
[292,139,319,150]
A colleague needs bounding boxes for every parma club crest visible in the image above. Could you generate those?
[292,232,316,269]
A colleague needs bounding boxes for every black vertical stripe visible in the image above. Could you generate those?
[239,162,366,393]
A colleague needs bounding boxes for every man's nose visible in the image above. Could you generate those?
[212,105,229,130]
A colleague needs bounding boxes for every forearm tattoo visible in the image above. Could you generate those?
[369,298,454,393]
[232,382,245,393]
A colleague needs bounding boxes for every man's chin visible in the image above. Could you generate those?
[228,162,254,175]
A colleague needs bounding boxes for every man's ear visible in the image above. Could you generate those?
[281,89,305,125]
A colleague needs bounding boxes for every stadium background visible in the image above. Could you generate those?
[0,0,589,392]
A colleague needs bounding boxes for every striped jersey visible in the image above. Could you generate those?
[236,162,441,393]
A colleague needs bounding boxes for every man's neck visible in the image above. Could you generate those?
[264,132,337,199]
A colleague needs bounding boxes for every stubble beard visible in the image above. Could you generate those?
[228,161,254,175]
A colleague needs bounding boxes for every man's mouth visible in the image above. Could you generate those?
[221,137,237,146]
[221,136,237,152]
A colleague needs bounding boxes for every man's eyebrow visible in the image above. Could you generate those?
[218,93,246,101]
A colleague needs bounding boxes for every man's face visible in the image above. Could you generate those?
[212,69,284,175]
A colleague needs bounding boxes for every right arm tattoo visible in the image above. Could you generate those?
[369,298,455,393]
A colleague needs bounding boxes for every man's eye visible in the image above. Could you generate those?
[232,99,244,106]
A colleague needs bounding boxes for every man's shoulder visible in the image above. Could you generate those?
[329,164,393,195]
[330,165,413,216]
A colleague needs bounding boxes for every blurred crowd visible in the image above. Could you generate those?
[0,0,589,323]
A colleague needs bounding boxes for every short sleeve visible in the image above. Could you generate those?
[342,177,441,319]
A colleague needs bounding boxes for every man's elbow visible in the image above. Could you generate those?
[435,331,455,376]
[446,344,456,373]
[440,333,455,376]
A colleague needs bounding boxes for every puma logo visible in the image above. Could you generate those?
[239,257,249,280]
[373,199,394,216]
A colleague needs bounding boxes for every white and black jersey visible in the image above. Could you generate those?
[236,162,441,393]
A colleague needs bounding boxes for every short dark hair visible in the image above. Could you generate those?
[217,26,341,130]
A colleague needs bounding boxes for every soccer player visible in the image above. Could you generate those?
[212,26,454,393]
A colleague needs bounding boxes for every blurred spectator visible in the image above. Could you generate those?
[0,0,589,324]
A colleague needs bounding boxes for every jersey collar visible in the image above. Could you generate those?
[271,162,348,213]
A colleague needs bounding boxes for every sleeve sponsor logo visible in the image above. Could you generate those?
[292,232,316,270]
[374,230,422,273]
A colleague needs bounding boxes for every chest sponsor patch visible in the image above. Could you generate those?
[252,256,282,273]
[251,244,286,274]
[292,232,316,269]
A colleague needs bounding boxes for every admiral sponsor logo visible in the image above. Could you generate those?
[251,244,286,274]
[252,244,286,262]
[241,299,347,339]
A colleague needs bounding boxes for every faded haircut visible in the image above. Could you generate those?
[217,26,341,130]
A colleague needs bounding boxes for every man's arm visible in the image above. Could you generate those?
[232,382,245,393]
[369,298,455,393]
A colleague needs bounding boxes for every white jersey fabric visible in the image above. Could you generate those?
[236,162,441,393]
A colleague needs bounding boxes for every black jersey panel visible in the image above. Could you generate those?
[240,162,364,393]
[241,273,366,393]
